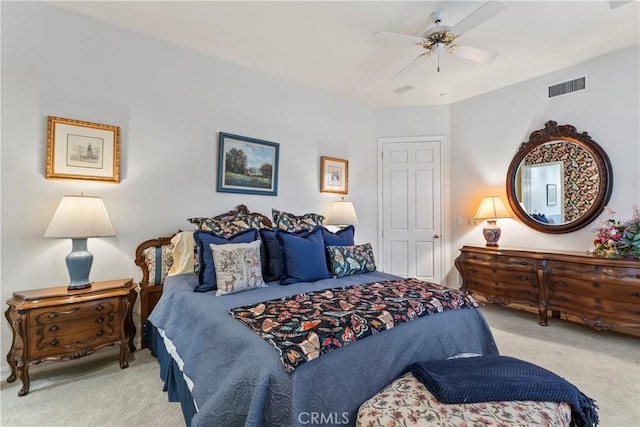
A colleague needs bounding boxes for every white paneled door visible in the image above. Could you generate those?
[378,137,443,283]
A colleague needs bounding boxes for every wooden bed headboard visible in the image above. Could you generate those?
[133,205,272,348]
[134,234,174,349]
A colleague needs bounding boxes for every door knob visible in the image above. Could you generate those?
[434,234,441,239]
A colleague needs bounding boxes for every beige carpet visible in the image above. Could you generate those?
[481,304,640,427]
[1,305,638,426]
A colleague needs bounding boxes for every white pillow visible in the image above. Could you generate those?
[168,231,196,276]
[210,240,267,296]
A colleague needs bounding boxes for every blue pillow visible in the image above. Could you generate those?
[276,227,331,285]
[321,225,355,246]
[194,228,258,292]
[259,228,283,282]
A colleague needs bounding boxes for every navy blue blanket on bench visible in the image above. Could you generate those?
[410,355,598,427]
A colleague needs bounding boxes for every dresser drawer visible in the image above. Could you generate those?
[465,273,539,305]
[547,260,640,301]
[547,289,640,324]
[28,298,122,358]
[460,254,539,305]
[462,252,537,272]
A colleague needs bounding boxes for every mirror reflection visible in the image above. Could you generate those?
[506,121,613,234]
[514,140,598,226]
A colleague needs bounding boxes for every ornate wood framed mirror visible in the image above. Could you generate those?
[506,121,613,234]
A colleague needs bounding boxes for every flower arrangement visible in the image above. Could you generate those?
[590,206,640,259]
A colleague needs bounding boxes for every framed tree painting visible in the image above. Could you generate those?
[46,116,120,183]
[217,132,279,196]
[320,156,348,194]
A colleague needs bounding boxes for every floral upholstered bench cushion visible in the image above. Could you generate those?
[357,372,571,427]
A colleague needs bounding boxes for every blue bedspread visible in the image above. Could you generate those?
[148,272,499,427]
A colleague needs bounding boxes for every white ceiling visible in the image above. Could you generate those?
[50,1,640,107]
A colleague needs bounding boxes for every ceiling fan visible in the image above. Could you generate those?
[373,0,507,76]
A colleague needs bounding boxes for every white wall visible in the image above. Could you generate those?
[0,2,378,361]
[448,45,640,284]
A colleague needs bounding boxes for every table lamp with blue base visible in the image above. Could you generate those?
[44,195,116,290]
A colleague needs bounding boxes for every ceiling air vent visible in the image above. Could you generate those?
[393,85,414,94]
[548,76,587,98]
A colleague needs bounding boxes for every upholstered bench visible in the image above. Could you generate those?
[357,371,572,427]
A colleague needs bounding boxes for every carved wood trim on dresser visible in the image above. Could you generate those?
[4,278,136,396]
[455,246,640,337]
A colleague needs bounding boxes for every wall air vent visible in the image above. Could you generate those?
[393,85,414,94]
[548,76,587,98]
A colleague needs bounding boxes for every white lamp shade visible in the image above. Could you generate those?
[325,200,359,226]
[474,196,511,220]
[44,195,116,238]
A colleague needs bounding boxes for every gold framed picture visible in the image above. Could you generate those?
[320,156,348,194]
[46,116,120,183]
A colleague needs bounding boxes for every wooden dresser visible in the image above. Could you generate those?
[455,246,640,337]
[4,278,136,396]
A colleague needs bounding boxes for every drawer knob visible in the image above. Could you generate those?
[96,304,104,311]
[48,313,57,318]
[96,330,104,336]
[49,325,59,332]
[96,316,105,323]
[50,339,59,346]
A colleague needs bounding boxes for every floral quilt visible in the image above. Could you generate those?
[229,278,479,372]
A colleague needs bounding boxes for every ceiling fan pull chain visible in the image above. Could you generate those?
[437,52,440,72]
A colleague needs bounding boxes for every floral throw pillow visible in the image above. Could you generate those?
[188,214,267,237]
[272,208,325,232]
[210,240,267,296]
[326,243,376,277]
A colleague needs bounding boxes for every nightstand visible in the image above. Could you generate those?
[4,278,136,396]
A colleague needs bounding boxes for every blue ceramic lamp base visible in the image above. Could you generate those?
[66,238,93,290]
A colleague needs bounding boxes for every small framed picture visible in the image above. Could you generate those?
[46,116,120,183]
[217,132,279,196]
[320,156,348,194]
[546,184,557,206]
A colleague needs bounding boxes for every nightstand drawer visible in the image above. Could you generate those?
[30,298,120,327]
[29,298,122,358]
[31,323,121,357]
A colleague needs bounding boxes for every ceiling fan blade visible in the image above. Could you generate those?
[609,0,632,9]
[451,0,507,36]
[393,52,428,79]
[372,31,424,44]
[454,44,498,64]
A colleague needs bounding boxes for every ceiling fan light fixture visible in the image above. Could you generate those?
[422,25,451,39]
